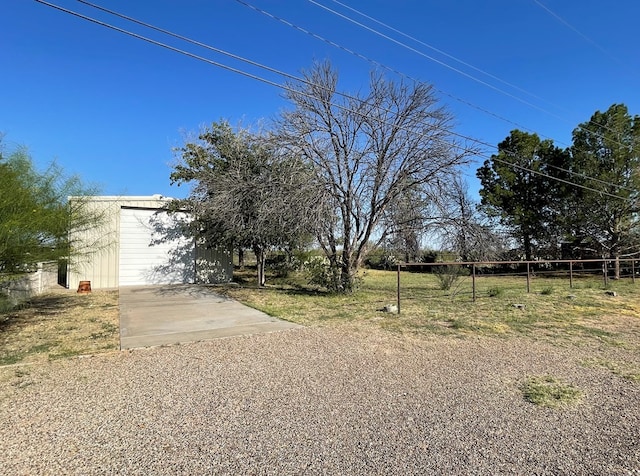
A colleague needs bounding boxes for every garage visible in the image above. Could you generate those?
[66,195,233,290]
[119,207,195,286]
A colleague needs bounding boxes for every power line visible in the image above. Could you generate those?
[74,0,307,85]
[35,0,632,201]
[80,0,588,179]
[236,0,639,190]
[72,0,482,155]
[234,0,567,149]
[306,0,562,119]
[56,0,636,200]
[307,0,635,153]
[328,0,546,104]
[33,1,477,154]
[531,0,623,66]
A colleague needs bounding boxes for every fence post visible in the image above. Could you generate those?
[569,261,573,288]
[397,264,401,315]
[602,260,608,287]
[472,264,476,302]
[526,262,530,293]
[632,259,636,284]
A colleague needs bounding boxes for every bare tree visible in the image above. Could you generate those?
[380,182,432,263]
[437,176,504,262]
[276,61,473,291]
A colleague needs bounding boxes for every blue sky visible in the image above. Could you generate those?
[2,0,638,199]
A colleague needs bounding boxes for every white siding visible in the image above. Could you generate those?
[119,208,195,286]
[66,195,233,289]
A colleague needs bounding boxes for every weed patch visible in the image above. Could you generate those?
[521,375,584,408]
[581,358,640,382]
[487,287,503,298]
[0,351,25,366]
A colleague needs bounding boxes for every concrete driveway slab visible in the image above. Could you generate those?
[119,285,299,349]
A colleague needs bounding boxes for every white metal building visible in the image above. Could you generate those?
[66,195,233,289]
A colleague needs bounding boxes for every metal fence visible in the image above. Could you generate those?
[395,258,640,313]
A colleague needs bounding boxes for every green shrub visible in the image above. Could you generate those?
[433,265,469,291]
[364,249,399,270]
[487,287,503,297]
[266,252,299,278]
[304,256,337,290]
[0,291,13,313]
[303,256,362,292]
[540,286,554,295]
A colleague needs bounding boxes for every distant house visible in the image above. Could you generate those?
[65,195,232,289]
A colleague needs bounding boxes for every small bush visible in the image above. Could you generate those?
[0,292,12,313]
[266,253,299,278]
[364,249,399,270]
[487,287,503,297]
[540,286,554,295]
[433,265,469,291]
[303,256,362,292]
[303,256,339,290]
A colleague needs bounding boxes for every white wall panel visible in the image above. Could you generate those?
[119,208,195,286]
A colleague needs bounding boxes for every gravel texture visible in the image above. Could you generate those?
[1,327,639,475]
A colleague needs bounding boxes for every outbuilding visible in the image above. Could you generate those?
[66,195,233,289]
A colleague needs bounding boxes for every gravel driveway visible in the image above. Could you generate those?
[1,327,639,475]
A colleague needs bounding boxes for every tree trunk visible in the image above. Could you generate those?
[254,245,266,287]
[523,234,533,261]
[339,253,357,292]
[611,229,621,279]
[238,247,245,270]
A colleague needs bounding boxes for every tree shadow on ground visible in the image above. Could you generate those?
[0,294,71,334]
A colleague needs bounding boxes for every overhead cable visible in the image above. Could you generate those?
[328,0,545,103]
[308,0,634,152]
[234,0,566,148]
[306,0,559,117]
[235,0,637,191]
[532,0,623,65]
[35,0,633,201]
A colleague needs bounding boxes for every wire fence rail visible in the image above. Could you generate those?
[395,258,640,314]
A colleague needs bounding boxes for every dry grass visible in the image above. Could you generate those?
[221,268,640,388]
[2,268,640,389]
[0,288,119,367]
[222,269,640,345]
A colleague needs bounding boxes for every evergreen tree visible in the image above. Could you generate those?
[477,130,568,260]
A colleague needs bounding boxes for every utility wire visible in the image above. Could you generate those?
[67,0,637,200]
[35,1,479,157]
[73,0,481,155]
[306,0,560,118]
[234,0,565,148]
[328,0,545,103]
[35,0,632,201]
[532,0,623,66]
[236,0,637,191]
[80,0,640,197]
[308,0,634,153]
[74,0,307,85]
[77,0,592,186]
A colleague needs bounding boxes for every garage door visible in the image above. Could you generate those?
[119,208,195,286]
